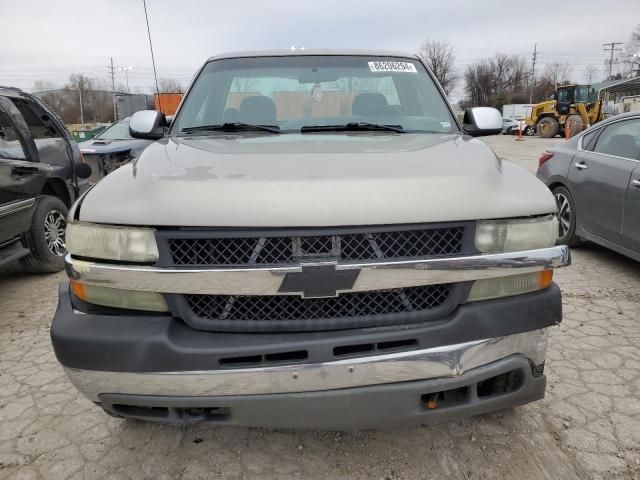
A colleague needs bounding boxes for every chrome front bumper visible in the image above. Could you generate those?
[64,329,548,402]
[65,245,570,295]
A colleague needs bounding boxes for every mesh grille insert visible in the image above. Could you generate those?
[185,284,451,322]
[168,226,465,266]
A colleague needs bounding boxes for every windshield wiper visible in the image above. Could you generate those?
[300,122,405,133]
[181,122,280,134]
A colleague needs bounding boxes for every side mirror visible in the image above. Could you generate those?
[129,110,166,140]
[75,162,92,179]
[462,107,503,136]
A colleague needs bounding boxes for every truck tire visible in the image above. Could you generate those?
[566,115,583,138]
[537,117,559,138]
[20,195,68,273]
[552,186,583,247]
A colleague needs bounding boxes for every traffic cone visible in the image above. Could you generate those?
[516,121,524,141]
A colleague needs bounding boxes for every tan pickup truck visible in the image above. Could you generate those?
[51,50,570,429]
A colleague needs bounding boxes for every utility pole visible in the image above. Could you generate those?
[603,42,623,80]
[107,57,117,121]
[529,43,537,104]
[78,84,84,124]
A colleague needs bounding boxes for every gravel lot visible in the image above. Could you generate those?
[1,134,639,480]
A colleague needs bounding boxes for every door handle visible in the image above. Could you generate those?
[575,162,588,170]
[11,165,40,176]
[632,179,640,188]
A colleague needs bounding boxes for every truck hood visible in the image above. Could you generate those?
[77,133,556,227]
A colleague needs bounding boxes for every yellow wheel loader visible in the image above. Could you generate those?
[526,85,604,138]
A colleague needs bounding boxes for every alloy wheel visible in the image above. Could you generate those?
[44,210,67,256]
[555,192,571,239]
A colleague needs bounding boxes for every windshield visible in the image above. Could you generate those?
[575,85,597,103]
[171,55,458,135]
[96,120,132,140]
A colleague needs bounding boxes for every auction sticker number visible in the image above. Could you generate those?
[368,61,417,73]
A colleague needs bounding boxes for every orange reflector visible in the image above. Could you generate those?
[70,279,87,301]
[539,270,553,289]
[424,393,439,409]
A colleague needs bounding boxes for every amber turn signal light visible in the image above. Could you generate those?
[539,270,553,289]
[70,279,87,301]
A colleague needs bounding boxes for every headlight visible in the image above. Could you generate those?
[467,271,553,302]
[66,222,158,262]
[70,280,168,312]
[475,215,557,253]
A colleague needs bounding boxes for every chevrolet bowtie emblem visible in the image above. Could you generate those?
[278,264,360,298]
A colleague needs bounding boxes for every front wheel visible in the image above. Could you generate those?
[566,115,583,138]
[20,195,68,273]
[537,117,560,138]
[553,186,583,247]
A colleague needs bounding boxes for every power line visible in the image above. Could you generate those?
[142,0,162,112]
[603,41,623,80]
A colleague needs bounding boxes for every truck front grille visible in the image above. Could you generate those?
[165,225,467,266]
[178,284,455,332]
[159,224,473,332]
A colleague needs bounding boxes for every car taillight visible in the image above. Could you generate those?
[538,151,554,168]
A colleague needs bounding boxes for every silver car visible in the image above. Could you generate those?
[537,112,640,261]
[502,117,520,134]
[502,117,532,136]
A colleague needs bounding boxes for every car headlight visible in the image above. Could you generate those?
[474,215,558,253]
[66,222,158,262]
[467,271,553,302]
[70,280,168,312]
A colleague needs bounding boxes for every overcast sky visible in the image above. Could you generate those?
[1,0,638,102]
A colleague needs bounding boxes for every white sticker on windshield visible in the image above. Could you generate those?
[368,61,417,73]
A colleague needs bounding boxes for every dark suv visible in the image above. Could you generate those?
[0,86,91,272]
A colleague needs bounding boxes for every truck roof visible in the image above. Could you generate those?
[207,49,419,62]
[0,86,28,98]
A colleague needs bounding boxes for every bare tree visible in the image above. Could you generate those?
[418,39,457,95]
[157,78,184,93]
[532,74,556,102]
[619,51,640,78]
[68,73,91,93]
[461,53,530,108]
[230,77,258,92]
[32,74,116,124]
[544,62,573,87]
[34,87,74,122]
[632,24,640,46]
[621,26,640,78]
[583,65,598,84]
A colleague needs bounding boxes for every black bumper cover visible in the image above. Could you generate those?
[51,281,562,373]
